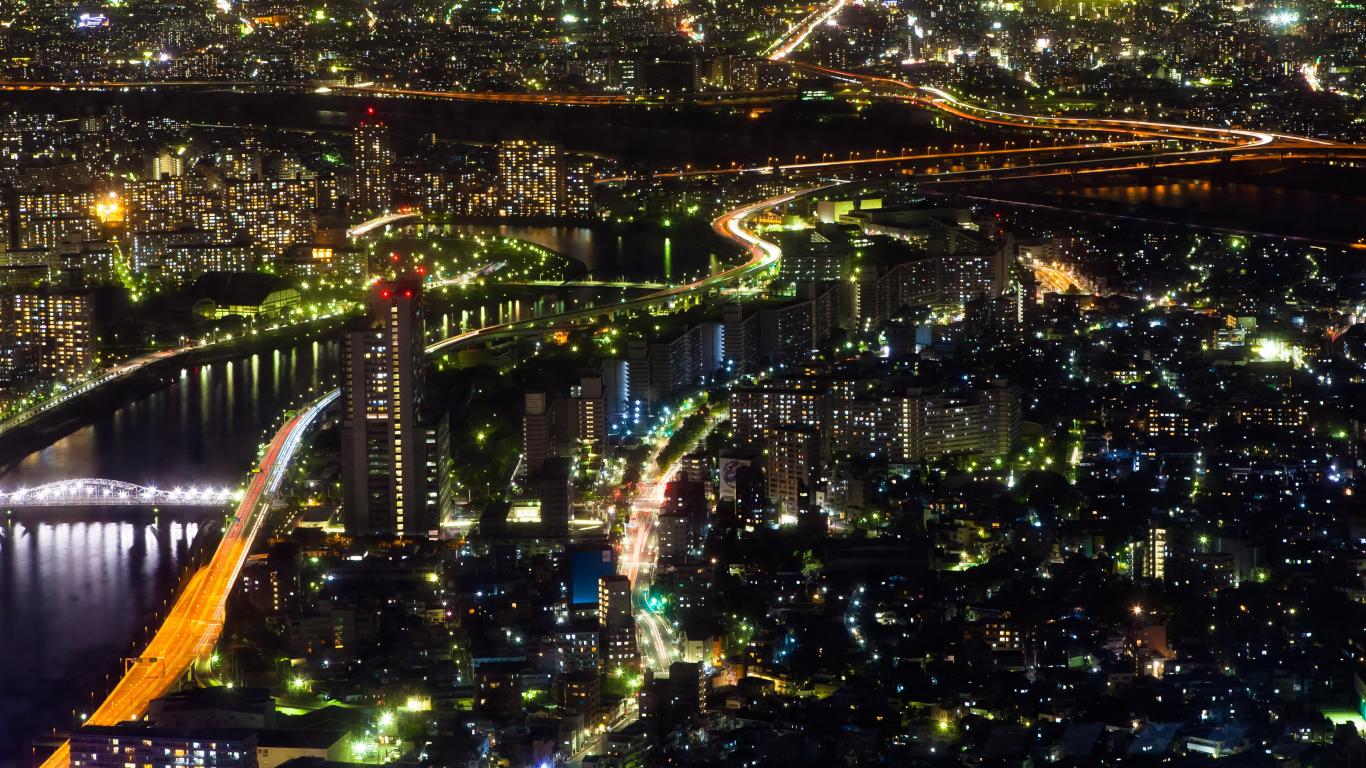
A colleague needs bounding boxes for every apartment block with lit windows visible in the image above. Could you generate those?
[352,121,393,213]
[496,139,594,219]
[340,278,434,538]
[8,287,95,379]
[70,725,257,768]
[599,574,639,673]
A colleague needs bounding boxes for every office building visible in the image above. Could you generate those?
[340,277,431,537]
[568,543,616,619]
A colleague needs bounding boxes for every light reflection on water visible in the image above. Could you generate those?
[0,518,198,766]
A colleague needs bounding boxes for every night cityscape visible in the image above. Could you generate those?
[0,0,1363,765]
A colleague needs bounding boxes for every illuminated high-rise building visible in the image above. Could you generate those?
[220,134,262,181]
[766,425,819,516]
[893,382,1020,462]
[564,157,596,218]
[1144,521,1168,581]
[126,178,188,235]
[569,375,605,458]
[598,574,639,673]
[340,277,429,537]
[151,148,184,179]
[223,178,319,258]
[497,139,566,218]
[522,391,553,477]
[16,191,98,249]
[352,120,393,213]
[9,288,95,379]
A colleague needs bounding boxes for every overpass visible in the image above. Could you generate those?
[0,479,235,508]
[0,80,793,107]
[765,0,850,61]
[594,139,1165,182]
[789,61,1343,155]
[0,346,188,442]
[347,210,421,238]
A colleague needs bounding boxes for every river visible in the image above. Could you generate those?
[965,166,1366,245]
[448,222,717,282]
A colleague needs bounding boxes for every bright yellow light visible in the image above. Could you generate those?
[92,192,124,224]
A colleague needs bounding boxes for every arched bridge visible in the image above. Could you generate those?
[0,479,237,508]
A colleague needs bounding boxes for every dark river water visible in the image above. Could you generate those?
[0,222,690,764]
[970,169,1366,245]
[449,222,717,282]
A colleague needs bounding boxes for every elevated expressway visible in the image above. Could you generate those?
[782,62,1363,179]
[38,390,338,768]
[0,80,791,107]
[0,345,188,441]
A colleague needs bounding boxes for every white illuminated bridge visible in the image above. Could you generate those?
[0,479,236,508]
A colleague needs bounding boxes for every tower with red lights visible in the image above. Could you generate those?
[340,277,429,537]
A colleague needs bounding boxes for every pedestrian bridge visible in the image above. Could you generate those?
[0,479,237,507]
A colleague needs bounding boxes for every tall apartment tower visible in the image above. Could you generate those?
[341,278,428,537]
[599,574,640,674]
[1144,521,1168,582]
[522,392,553,478]
[497,139,566,218]
[539,456,573,538]
[767,425,820,516]
[10,288,95,379]
[353,120,394,213]
[569,375,605,457]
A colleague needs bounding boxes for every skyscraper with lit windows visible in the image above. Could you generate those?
[497,139,566,218]
[9,288,94,379]
[340,277,428,537]
[352,120,393,213]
